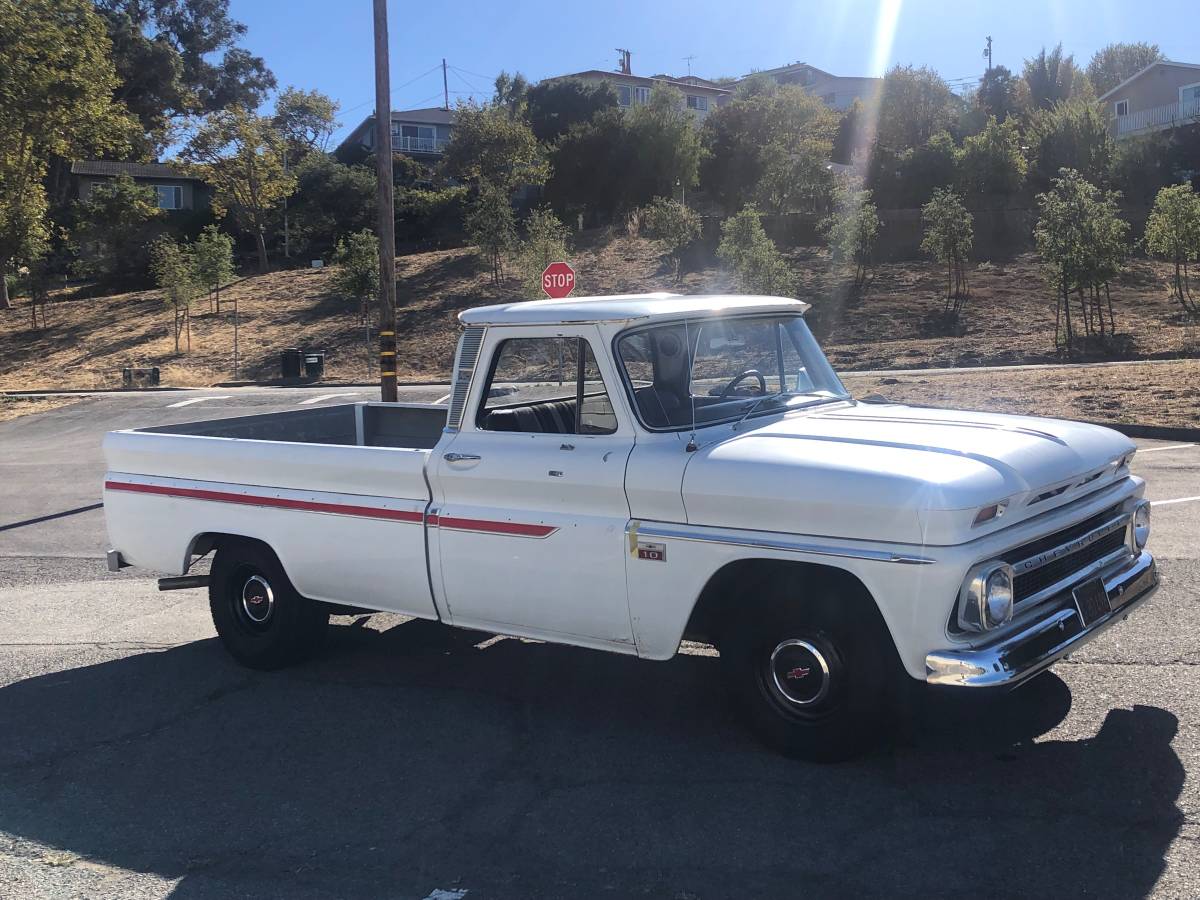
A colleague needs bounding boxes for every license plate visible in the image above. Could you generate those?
[1073,577,1112,627]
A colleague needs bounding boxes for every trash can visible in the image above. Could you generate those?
[303,351,325,381]
[281,348,302,379]
[121,367,160,388]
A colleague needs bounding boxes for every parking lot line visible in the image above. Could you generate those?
[1151,495,1200,507]
[1138,443,1197,454]
[166,396,231,408]
[298,393,361,405]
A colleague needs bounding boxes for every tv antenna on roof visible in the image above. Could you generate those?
[683,55,698,76]
[615,48,631,75]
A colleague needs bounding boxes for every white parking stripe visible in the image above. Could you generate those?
[1138,443,1196,453]
[434,393,452,404]
[166,396,231,408]
[298,393,361,405]
[1152,496,1200,507]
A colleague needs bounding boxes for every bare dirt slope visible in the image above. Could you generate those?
[0,234,1195,392]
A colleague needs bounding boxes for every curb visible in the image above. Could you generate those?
[1097,423,1200,442]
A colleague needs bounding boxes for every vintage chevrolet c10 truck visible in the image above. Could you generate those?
[103,293,1157,760]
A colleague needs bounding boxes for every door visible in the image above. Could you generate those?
[430,328,636,648]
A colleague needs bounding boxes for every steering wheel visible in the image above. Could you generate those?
[718,369,767,400]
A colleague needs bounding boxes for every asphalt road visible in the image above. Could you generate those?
[1,389,1199,899]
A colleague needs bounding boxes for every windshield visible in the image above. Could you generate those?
[616,315,849,430]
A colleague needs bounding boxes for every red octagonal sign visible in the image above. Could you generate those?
[541,261,575,299]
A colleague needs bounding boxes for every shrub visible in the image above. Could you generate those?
[641,197,701,282]
[920,188,975,312]
[193,225,235,313]
[331,229,379,321]
[825,186,880,289]
[465,186,516,286]
[716,206,794,295]
[1145,183,1200,317]
[149,237,201,354]
[515,207,570,299]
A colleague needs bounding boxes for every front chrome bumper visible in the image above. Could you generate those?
[925,551,1157,688]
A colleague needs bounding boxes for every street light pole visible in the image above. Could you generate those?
[373,0,398,402]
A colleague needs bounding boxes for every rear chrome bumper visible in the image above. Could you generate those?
[925,551,1157,688]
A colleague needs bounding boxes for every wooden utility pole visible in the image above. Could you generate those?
[372,0,398,402]
[442,58,449,110]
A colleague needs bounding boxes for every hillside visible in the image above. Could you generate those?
[0,233,1196,392]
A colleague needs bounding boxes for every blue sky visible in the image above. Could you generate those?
[229,0,1200,146]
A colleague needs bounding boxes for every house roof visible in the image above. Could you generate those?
[1098,60,1200,100]
[70,160,201,180]
[552,70,732,95]
[388,106,455,125]
[459,293,809,326]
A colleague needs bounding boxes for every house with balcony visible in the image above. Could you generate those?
[1101,60,1200,139]
[746,62,882,111]
[552,69,732,119]
[336,107,454,160]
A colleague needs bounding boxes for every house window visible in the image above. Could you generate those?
[399,124,436,151]
[1181,84,1200,105]
[617,84,632,107]
[154,185,182,210]
[633,85,651,105]
[1114,99,1130,117]
[686,94,708,112]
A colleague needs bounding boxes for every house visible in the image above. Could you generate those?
[71,160,208,211]
[552,69,732,119]
[336,107,455,159]
[745,62,881,111]
[1099,60,1200,139]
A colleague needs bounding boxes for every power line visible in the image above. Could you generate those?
[339,63,444,116]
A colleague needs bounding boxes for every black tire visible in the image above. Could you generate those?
[718,581,893,762]
[209,539,328,670]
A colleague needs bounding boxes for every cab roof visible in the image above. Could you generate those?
[458,293,811,326]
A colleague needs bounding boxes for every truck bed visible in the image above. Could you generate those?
[102,402,446,619]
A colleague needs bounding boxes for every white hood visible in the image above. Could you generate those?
[681,403,1135,546]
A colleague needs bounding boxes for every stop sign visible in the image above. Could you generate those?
[541,261,575,299]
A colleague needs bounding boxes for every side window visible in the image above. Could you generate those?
[477,337,617,435]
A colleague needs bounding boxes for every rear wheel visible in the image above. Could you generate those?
[209,540,328,670]
[719,582,893,762]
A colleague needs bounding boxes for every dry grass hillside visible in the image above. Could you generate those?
[0,232,1197,392]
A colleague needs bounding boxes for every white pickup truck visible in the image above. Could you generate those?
[103,293,1157,760]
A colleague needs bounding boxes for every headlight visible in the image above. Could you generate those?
[1131,500,1151,550]
[959,560,1015,632]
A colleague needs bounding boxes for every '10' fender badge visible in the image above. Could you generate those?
[637,541,666,562]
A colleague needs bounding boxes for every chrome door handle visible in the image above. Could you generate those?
[443,452,482,463]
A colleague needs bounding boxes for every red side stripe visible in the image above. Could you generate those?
[104,480,424,523]
[104,480,557,537]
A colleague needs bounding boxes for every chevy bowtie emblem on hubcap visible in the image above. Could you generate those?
[786,666,811,680]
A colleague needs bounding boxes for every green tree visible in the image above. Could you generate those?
[642,197,702,282]
[95,0,275,153]
[492,70,531,118]
[193,224,235,312]
[272,87,340,158]
[717,206,794,295]
[1086,42,1164,97]
[754,139,835,214]
[183,105,296,273]
[1145,183,1200,316]
[920,188,975,311]
[441,102,548,195]
[545,108,632,219]
[625,86,703,206]
[0,0,134,309]
[515,207,570,299]
[525,77,617,143]
[465,186,516,286]
[1026,98,1114,190]
[70,174,164,285]
[149,236,200,353]
[874,65,959,153]
[974,65,1028,123]
[1023,44,1090,111]
[867,130,957,208]
[701,82,838,213]
[331,228,379,321]
[286,154,376,260]
[957,116,1027,197]
[1034,169,1129,351]
[824,186,880,289]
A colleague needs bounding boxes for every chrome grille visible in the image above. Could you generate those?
[445,326,485,431]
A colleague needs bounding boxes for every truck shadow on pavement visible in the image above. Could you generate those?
[0,618,1184,899]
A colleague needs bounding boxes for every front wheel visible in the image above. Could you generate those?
[209,540,328,670]
[719,586,893,762]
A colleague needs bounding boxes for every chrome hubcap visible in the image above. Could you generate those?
[240,574,275,625]
[768,639,832,707]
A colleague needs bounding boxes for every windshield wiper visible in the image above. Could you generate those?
[731,392,786,431]
[731,393,843,431]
